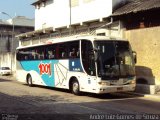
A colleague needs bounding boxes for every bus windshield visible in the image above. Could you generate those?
[94,40,135,80]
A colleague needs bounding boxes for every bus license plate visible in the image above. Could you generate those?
[117,87,123,91]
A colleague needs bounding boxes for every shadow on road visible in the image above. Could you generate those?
[23,84,144,100]
[0,92,160,120]
[83,92,144,99]
[0,79,12,82]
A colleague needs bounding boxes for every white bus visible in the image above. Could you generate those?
[16,35,136,95]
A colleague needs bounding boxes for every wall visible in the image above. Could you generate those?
[0,34,19,52]
[124,26,160,85]
[35,0,125,30]
[35,0,69,30]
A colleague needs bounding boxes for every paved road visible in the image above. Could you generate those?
[0,76,160,120]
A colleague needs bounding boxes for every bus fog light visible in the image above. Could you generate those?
[131,80,136,84]
[98,82,110,86]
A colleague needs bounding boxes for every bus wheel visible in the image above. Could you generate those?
[27,75,33,87]
[71,80,80,95]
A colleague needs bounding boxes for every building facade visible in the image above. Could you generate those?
[0,16,34,71]
[18,0,128,47]
[33,0,127,30]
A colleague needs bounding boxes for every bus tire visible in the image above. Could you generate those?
[27,74,33,87]
[71,79,80,95]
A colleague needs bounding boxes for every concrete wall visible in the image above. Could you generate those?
[124,26,160,85]
[0,35,19,52]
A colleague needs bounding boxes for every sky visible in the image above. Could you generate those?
[0,0,35,20]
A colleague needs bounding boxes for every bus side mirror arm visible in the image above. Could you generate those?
[132,51,137,64]
[93,48,98,52]
[94,54,98,62]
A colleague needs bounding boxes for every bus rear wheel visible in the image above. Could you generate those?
[27,75,33,87]
[71,80,80,95]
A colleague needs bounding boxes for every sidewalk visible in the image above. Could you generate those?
[0,75,160,100]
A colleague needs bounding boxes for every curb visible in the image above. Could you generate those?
[143,94,160,100]
[113,92,160,101]
[126,92,160,100]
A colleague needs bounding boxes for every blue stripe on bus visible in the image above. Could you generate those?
[20,60,58,87]
[19,59,83,87]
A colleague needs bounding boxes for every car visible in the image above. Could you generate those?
[0,67,11,76]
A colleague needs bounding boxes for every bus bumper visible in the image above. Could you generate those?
[96,84,136,94]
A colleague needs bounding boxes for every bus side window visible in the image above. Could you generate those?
[17,50,25,61]
[58,44,68,59]
[69,48,76,58]
[81,40,96,76]
[69,41,79,58]
[28,50,34,60]
[40,52,44,59]
[23,50,29,60]
[36,47,45,60]
[24,56,28,60]
[77,49,80,57]
[46,45,57,59]
[35,50,38,59]
[32,49,37,60]
[62,52,66,58]
[48,50,56,59]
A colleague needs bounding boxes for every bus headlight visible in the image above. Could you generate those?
[98,82,110,86]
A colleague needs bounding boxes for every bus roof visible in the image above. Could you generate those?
[17,35,127,49]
